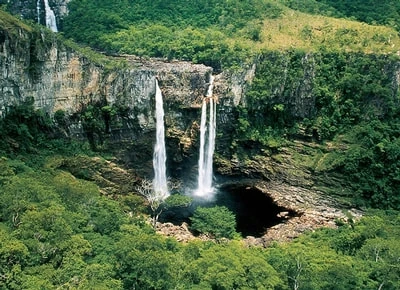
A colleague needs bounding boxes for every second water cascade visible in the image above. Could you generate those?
[195,76,216,198]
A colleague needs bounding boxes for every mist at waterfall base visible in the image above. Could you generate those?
[153,79,169,199]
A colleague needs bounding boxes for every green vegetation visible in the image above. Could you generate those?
[63,0,282,70]
[0,9,32,33]
[0,97,57,155]
[0,147,398,289]
[267,210,400,290]
[1,1,400,289]
[235,50,400,210]
[60,36,128,71]
[136,178,192,228]
[314,120,400,209]
[281,0,400,32]
[1,101,397,289]
[260,10,400,53]
[190,206,237,239]
[61,0,400,71]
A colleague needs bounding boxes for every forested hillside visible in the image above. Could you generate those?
[238,51,400,210]
[1,0,400,289]
[62,0,281,70]
[62,0,400,70]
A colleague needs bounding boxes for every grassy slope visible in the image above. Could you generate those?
[0,9,31,33]
[257,9,400,53]
[3,4,400,59]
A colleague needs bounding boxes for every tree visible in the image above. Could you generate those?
[185,242,284,289]
[0,227,29,289]
[136,179,164,228]
[190,206,237,239]
[113,226,183,290]
[136,179,192,228]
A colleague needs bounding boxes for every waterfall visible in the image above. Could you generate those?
[195,76,216,198]
[44,0,58,32]
[153,79,169,199]
[37,0,40,24]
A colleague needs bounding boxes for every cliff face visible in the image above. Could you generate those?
[0,18,214,177]
[0,23,213,120]
[3,15,400,153]
[1,29,98,115]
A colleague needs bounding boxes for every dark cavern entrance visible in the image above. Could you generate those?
[215,184,298,237]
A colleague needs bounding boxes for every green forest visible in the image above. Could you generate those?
[0,102,398,288]
[1,0,400,289]
[60,0,400,70]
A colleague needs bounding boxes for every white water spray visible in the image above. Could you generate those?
[195,76,216,198]
[44,0,58,32]
[153,79,169,199]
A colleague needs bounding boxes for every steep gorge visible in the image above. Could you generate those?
[2,9,399,241]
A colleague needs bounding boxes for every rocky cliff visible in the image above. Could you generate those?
[0,13,253,179]
[0,27,210,114]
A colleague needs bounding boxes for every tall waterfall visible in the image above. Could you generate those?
[153,79,169,199]
[44,0,58,32]
[195,76,216,198]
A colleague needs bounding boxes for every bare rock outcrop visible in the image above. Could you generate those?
[156,222,196,243]
[255,181,362,245]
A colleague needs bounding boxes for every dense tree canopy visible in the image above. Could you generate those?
[190,206,237,239]
[62,0,282,70]
[0,101,398,289]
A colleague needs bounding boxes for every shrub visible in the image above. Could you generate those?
[190,206,237,239]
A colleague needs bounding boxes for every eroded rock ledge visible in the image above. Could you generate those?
[250,181,362,246]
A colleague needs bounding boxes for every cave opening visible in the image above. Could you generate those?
[159,183,298,238]
[214,184,298,237]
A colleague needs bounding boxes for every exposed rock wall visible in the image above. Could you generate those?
[0,21,216,179]
[0,25,212,122]
[2,19,400,162]
[0,27,101,115]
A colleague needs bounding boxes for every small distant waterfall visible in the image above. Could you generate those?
[195,76,216,198]
[37,0,40,24]
[43,0,58,32]
[153,79,169,199]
